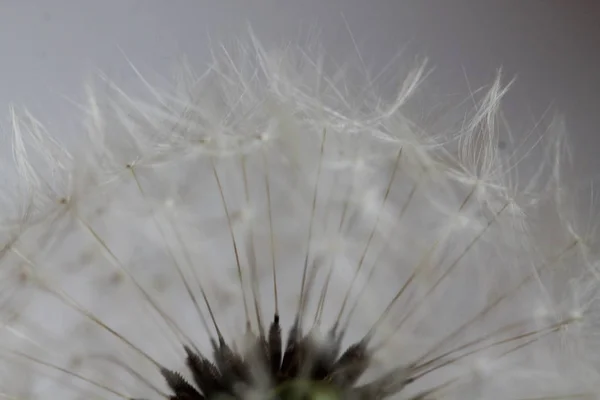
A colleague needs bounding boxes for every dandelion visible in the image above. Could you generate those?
[0,36,599,400]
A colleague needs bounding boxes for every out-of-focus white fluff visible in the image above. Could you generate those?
[1,37,599,400]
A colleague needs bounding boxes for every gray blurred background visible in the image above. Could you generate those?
[1,1,599,177]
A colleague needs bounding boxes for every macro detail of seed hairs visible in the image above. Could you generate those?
[0,36,599,400]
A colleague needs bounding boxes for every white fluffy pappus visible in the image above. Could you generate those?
[0,36,599,400]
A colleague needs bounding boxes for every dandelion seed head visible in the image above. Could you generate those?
[0,33,599,400]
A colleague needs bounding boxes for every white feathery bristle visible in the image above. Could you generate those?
[0,35,599,400]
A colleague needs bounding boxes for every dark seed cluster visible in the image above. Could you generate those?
[151,314,413,400]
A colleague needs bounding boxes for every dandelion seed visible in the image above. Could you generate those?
[1,34,599,400]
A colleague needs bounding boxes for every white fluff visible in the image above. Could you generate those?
[0,36,599,400]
